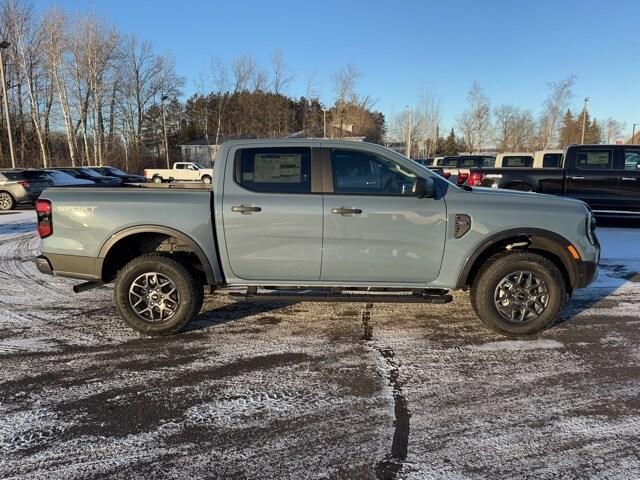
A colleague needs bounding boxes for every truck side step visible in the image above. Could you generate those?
[228,289,453,304]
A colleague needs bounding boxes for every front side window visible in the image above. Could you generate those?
[236,147,311,193]
[503,156,533,167]
[623,149,640,170]
[332,149,416,195]
[575,149,613,170]
[542,153,562,168]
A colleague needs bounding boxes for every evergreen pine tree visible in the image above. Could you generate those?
[444,128,458,155]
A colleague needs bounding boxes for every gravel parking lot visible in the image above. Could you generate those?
[1,211,639,479]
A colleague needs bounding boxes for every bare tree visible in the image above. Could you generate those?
[331,63,360,138]
[537,75,575,149]
[464,81,491,153]
[230,55,256,92]
[494,105,535,151]
[603,117,625,143]
[270,49,293,95]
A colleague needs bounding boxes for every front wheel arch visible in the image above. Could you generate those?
[459,229,577,293]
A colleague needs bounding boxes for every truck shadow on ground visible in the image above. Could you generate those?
[187,300,296,332]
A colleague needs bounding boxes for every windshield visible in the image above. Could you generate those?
[79,168,102,178]
[194,163,207,169]
[104,167,127,176]
[383,145,460,190]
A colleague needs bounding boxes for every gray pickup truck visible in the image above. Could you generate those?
[35,139,600,336]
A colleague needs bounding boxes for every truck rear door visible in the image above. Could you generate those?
[221,146,323,281]
[616,146,640,214]
[564,146,619,211]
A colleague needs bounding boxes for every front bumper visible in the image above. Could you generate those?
[575,260,598,288]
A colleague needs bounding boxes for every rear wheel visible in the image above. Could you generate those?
[0,192,16,211]
[470,252,567,335]
[114,254,204,335]
[152,176,163,184]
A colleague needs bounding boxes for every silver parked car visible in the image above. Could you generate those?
[0,169,52,211]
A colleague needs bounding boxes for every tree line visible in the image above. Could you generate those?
[0,0,627,171]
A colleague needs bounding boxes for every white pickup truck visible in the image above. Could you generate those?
[144,162,214,184]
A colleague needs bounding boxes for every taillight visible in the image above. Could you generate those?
[468,172,485,186]
[36,199,52,238]
[144,169,147,177]
[19,180,30,189]
[457,172,469,185]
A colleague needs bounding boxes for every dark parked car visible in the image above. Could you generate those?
[0,169,52,211]
[467,144,640,218]
[87,166,146,184]
[53,167,124,186]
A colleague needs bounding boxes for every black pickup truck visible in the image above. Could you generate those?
[467,144,640,217]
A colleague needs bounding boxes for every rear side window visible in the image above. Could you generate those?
[503,156,533,167]
[235,147,311,193]
[542,153,562,168]
[1,171,20,180]
[458,157,477,167]
[441,157,458,166]
[575,150,613,170]
[22,170,49,180]
[482,157,496,167]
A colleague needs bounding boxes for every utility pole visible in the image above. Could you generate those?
[405,105,412,158]
[322,108,327,138]
[580,96,590,144]
[160,95,170,168]
[0,41,16,169]
[632,123,639,145]
[204,105,213,168]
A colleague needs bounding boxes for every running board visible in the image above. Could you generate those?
[228,289,453,304]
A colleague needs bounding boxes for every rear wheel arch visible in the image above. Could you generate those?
[459,228,577,293]
[99,226,219,286]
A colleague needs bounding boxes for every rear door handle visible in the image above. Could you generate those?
[332,207,363,215]
[570,176,585,180]
[621,177,637,181]
[231,204,262,214]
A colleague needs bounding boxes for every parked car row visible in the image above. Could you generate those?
[465,144,640,218]
[0,166,145,211]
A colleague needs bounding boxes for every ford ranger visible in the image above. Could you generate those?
[35,139,599,336]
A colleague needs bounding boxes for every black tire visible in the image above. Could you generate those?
[114,254,204,335]
[470,252,567,336]
[152,176,163,184]
[0,191,16,211]
[201,175,212,184]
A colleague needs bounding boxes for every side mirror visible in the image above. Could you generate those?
[413,177,434,198]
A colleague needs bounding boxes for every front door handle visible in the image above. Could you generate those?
[231,204,262,214]
[332,207,363,215]
[570,176,585,180]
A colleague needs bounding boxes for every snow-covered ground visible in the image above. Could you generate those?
[0,212,639,479]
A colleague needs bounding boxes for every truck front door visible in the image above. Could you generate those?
[565,147,619,212]
[616,147,640,214]
[320,148,447,284]
[222,146,323,281]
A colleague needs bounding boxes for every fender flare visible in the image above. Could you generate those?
[98,225,223,286]
[456,227,579,289]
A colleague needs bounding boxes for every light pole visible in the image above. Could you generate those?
[580,96,590,144]
[160,94,170,168]
[322,108,327,138]
[632,123,639,145]
[405,105,412,158]
[0,41,16,169]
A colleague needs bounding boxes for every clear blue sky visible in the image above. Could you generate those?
[36,0,640,138]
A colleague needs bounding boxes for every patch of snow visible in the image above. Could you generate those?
[469,339,564,351]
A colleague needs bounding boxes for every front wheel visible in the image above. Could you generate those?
[201,175,212,184]
[470,252,567,335]
[114,254,204,335]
